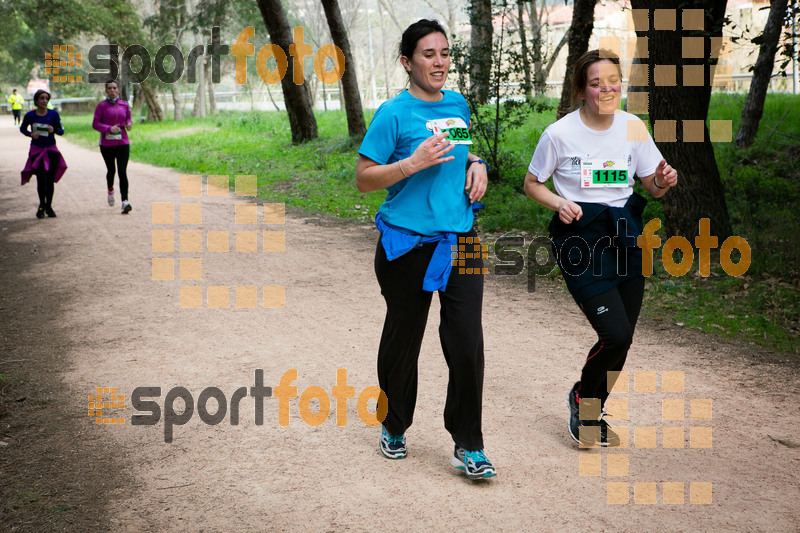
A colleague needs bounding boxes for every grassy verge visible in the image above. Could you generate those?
[65,112,384,221]
[63,94,800,354]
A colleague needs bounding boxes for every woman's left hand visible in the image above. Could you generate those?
[465,161,488,202]
[47,125,54,133]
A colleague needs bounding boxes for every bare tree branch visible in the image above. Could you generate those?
[377,0,404,32]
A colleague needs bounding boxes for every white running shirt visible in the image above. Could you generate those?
[528,109,663,207]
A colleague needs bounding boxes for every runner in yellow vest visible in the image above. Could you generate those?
[8,89,25,126]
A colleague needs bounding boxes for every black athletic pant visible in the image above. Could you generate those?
[577,276,645,406]
[100,144,130,201]
[34,152,60,208]
[374,229,485,451]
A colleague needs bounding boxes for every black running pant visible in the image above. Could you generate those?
[374,230,485,451]
[34,152,60,208]
[577,276,645,406]
[100,144,130,201]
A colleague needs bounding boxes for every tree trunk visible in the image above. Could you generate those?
[193,57,206,118]
[734,0,789,148]
[556,0,596,119]
[537,26,568,96]
[528,0,545,94]
[623,55,646,112]
[115,42,131,103]
[171,85,182,121]
[206,58,217,115]
[256,0,318,143]
[447,0,457,38]
[630,0,732,239]
[470,0,494,104]
[141,82,163,122]
[320,0,366,137]
[132,84,144,118]
[377,1,391,99]
[517,0,533,99]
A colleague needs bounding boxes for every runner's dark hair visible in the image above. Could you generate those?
[398,19,448,60]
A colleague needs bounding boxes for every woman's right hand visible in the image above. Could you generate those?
[557,200,583,224]
[31,131,40,140]
[110,125,120,134]
[405,131,455,174]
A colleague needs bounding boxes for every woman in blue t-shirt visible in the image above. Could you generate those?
[20,89,67,218]
[356,19,495,480]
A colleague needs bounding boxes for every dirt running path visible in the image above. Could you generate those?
[0,119,798,532]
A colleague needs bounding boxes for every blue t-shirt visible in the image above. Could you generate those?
[20,109,64,148]
[358,90,473,236]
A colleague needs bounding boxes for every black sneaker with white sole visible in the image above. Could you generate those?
[567,381,620,447]
[567,381,581,444]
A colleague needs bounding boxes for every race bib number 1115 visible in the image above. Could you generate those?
[581,158,629,188]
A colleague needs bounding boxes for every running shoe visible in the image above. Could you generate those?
[45,206,57,218]
[567,382,620,447]
[597,413,620,447]
[108,189,115,206]
[380,425,407,459]
[450,444,467,472]
[121,201,132,214]
[567,381,581,444]
[36,206,45,219]
[450,446,496,479]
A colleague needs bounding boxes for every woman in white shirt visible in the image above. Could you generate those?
[524,49,677,447]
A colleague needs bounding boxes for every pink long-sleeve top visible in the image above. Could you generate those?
[92,98,132,147]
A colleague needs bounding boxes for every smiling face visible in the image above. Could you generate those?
[36,92,49,110]
[579,59,622,116]
[401,31,449,101]
[105,82,119,100]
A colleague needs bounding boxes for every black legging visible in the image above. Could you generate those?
[100,144,130,201]
[374,229,486,451]
[577,276,645,406]
[34,152,60,208]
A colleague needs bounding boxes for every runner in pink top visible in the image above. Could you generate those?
[92,80,133,214]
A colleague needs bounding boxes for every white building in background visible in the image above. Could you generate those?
[512,0,785,95]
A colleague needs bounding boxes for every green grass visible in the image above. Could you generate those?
[63,94,800,354]
[65,111,385,222]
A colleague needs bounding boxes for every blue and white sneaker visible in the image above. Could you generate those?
[380,425,407,459]
[450,444,496,479]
